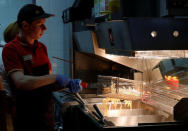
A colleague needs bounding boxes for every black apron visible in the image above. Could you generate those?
[14,63,55,131]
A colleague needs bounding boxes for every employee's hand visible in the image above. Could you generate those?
[68,79,82,93]
[56,74,70,88]
[56,75,82,93]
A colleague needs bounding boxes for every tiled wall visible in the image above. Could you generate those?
[37,0,75,77]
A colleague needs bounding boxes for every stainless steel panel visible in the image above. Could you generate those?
[105,115,162,126]
[85,99,174,127]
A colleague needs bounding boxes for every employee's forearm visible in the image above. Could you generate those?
[23,75,57,90]
[13,74,57,90]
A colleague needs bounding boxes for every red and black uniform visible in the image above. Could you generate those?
[2,35,55,131]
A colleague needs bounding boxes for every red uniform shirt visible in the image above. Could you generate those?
[2,35,55,131]
[2,35,51,75]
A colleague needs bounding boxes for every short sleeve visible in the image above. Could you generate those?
[2,45,23,74]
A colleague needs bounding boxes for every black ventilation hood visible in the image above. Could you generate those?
[62,0,93,23]
[95,17,188,53]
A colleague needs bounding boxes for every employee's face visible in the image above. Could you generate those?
[27,18,47,40]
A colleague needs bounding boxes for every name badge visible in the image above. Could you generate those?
[23,54,32,61]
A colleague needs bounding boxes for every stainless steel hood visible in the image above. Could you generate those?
[74,17,188,57]
[73,18,188,81]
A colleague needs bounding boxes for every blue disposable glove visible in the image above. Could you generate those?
[68,79,82,93]
[56,74,71,88]
[56,75,82,93]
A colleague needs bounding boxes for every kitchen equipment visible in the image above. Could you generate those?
[59,3,188,130]
[65,18,188,130]
[92,104,115,126]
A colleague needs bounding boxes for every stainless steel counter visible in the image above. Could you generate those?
[85,98,174,127]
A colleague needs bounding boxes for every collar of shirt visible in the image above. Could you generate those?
[15,35,41,49]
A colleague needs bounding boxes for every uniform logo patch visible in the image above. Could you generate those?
[23,55,32,61]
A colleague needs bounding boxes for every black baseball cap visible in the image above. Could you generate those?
[17,4,54,27]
